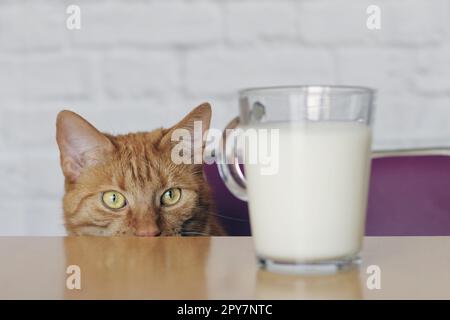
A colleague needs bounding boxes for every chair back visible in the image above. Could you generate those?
[204,149,450,236]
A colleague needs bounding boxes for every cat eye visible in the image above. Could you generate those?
[160,188,182,206]
[102,191,127,210]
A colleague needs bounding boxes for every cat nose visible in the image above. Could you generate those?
[135,229,161,237]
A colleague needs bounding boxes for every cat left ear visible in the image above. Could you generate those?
[56,110,114,182]
[161,103,212,162]
[174,102,211,134]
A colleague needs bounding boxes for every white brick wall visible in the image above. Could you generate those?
[186,47,336,96]
[0,0,449,235]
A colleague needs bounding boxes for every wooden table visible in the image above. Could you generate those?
[0,237,449,299]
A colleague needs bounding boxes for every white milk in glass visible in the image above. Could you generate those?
[244,122,372,262]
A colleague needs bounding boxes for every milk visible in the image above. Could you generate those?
[244,122,372,262]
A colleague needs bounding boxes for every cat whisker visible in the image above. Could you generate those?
[209,213,249,222]
[180,231,210,236]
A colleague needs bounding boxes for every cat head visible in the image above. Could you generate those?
[56,103,218,236]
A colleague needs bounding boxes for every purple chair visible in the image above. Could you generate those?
[204,148,450,236]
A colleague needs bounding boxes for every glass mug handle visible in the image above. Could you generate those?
[216,117,248,201]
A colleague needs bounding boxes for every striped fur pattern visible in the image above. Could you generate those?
[56,104,225,236]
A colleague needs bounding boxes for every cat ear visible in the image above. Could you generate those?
[174,102,211,135]
[161,103,212,163]
[56,110,114,182]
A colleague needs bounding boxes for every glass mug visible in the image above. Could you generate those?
[217,86,375,274]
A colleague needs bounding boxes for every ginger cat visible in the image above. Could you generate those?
[56,103,224,236]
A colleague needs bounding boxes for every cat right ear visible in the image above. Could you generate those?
[56,110,114,182]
